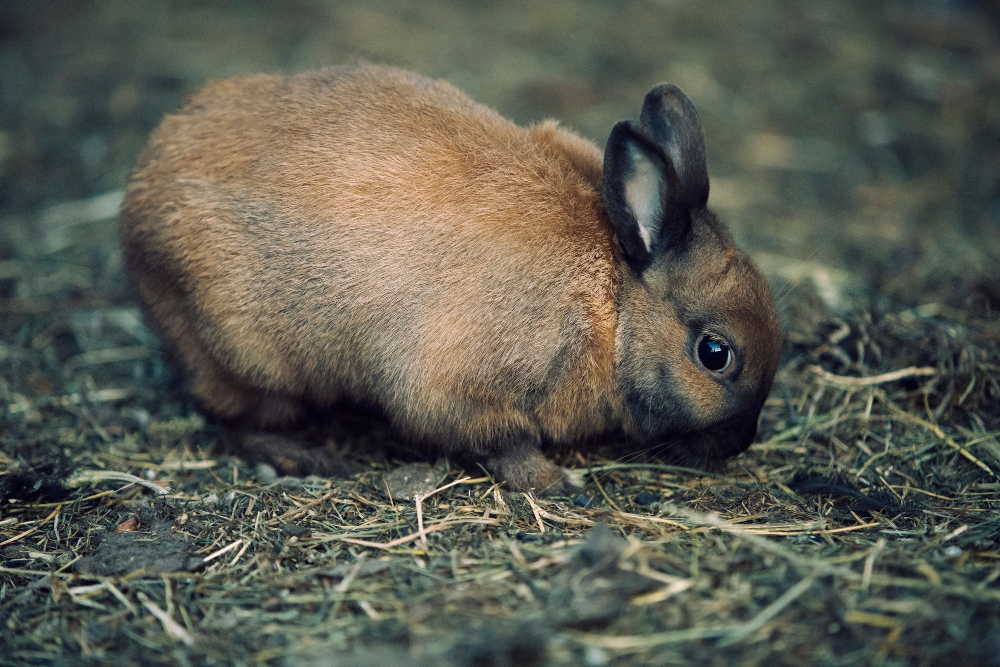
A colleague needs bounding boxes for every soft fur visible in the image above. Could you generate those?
[120,65,782,490]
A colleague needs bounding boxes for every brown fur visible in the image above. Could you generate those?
[120,65,781,490]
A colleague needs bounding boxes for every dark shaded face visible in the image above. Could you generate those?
[616,209,782,466]
[651,401,769,470]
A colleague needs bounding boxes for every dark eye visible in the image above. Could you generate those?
[697,336,732,373]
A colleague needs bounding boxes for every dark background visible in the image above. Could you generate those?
[1,3,1000,665]
[1,0,998,316]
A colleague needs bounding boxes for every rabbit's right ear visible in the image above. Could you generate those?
[602,120,691,274]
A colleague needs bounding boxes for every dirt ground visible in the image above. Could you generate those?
[1,1,999,665]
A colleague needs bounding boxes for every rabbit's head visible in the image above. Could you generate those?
[604,84,782,465]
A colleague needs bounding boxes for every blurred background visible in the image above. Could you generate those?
[0,0,998,351]
[3,5,1000,663]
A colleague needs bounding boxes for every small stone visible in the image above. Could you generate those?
[380,462,437,500]
[255,463,278,484]
[114,517,138,532]
[634,491,658,506]
[572,494,593,508]
[280,522,310,538]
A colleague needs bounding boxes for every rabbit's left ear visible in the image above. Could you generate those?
[639,83,709,211]
[602,120,691,274]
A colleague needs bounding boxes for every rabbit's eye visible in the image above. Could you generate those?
[697,336,732,373]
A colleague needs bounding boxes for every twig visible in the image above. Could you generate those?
[0,566,74,577]
[522,492,546,533]
[861,539,885,591]
[335,518,499,550]
[740,522,879,536]
[604,510,688,530]
[137,592,194,646]
[101,578,138,615]
[383,477,395,508]
[410,477,475,549]
[0,505,62,547]
[662,505,859,579]
[158,460,216,471]
[941,525,968,543]
[28,489,118,508]
[571,626,741,650]
[66,470,171,495]
[65,345,149,371]
[203,539,243,563]
[810,365,937,387]
[230,539,252,566]
[417,476,475,502]
[6,388,133,414]
[590,472,622,512]
[268,491,334,526]
[887,404,997,478]
[415,493,427,548]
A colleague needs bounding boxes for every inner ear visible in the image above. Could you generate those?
[624,145,663,253]
[602,121,690,274]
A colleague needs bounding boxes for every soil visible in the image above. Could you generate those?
[1,1,999,665]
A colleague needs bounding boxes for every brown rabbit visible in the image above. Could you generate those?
[120,64,782,491]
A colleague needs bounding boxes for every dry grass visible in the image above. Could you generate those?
[1,273,999,665]
[2,1,1000,664]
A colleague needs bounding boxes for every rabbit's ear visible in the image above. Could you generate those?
[639,84,709,210]
[602,120,691,274]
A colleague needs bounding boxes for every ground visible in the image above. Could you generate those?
[1,1,999,665]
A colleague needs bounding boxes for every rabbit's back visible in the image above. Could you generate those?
[120,65,622,448]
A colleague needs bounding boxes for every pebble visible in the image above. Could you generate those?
[634,491,658,506]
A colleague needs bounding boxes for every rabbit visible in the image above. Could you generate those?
[119,64,782,491]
